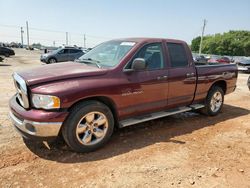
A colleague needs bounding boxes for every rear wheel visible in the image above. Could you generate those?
[62,101,114,153]
[200,86,224,116]
[4,53,9,57]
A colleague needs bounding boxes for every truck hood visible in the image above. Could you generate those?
[17,62,108,86]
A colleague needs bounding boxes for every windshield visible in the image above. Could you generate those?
[78,40,136,67]
[242,60,250,63]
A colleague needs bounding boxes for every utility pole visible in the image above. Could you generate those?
[66,32,68,45]
[84,34,86,48]
[26,21,30,47]
[53,41,55,47]
[20,27,24,46]
[199,19,207,55]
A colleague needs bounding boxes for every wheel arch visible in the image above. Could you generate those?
[68,96,119,127]
[209,80,227,94]
[48,56,57,62]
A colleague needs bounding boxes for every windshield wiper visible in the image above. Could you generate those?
[76,58,101,68]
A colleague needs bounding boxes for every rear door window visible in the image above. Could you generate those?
[167,43,188,68]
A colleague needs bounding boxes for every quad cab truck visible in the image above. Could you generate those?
[9,38,238,152]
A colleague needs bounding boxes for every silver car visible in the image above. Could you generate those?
[40,47,85,64]
[236,59,250,73]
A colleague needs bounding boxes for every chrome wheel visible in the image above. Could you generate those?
[76,111,108,146]
[210,91,222,112]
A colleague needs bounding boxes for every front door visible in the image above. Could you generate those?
[57,49,69,62]
[120,43,169,118]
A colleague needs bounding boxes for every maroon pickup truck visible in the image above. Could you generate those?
[9,38,237,152]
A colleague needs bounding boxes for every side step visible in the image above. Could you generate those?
[119,104,205,128]
[189,103,205,110]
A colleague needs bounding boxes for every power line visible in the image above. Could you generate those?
[29,27,65,34]
[0,24,23,28]
[0,23,114,48]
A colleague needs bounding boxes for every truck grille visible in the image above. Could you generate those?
[13,73,29,108]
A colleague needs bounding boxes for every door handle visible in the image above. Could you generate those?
[157,75,168,80]
[186,73,195,77]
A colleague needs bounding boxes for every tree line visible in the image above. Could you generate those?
[191,30,250,56]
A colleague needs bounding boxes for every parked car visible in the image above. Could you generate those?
[0,47,15,57]
[9,38,238,153]
[236,59,250,73]
[193,55,208,64]
[10,42,23,48]
[208,56,231,64]
[26,46,34,50]
[40,47,85,64]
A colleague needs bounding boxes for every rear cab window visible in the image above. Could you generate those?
[167,43,188,68]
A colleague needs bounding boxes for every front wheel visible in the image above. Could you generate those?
[48,58,56,64]
[200,86,224,116]
[62,101,114,153]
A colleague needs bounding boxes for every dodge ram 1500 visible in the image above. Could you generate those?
[9,38,237,152]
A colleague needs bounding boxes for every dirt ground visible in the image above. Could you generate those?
[0,49,249,188]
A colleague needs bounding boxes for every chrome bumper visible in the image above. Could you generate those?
[238,66,250,71]
[9,111,62,137]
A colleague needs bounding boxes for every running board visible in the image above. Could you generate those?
[119,104,205,128]
[189,103,205,109]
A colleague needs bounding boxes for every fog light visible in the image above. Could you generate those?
[25,123,36,133]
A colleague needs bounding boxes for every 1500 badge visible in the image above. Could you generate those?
[121,88,143,96]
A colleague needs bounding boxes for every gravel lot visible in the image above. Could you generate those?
[0,49,249,187]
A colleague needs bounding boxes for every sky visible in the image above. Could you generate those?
[0,0,250,47]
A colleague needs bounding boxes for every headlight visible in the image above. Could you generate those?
[41,54,48,58]
[32,94,60,109]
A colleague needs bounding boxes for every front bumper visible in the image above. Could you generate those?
[40,56,48,63]
[9,111,62,140]
[9,95,68,140]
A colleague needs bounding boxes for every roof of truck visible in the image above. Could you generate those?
[112,37,186,44]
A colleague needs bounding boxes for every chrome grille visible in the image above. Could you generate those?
[13,73,29,108]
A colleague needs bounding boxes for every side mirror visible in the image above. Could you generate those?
[131,58,146,71]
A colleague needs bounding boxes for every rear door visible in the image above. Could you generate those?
[68,49,83,61]
[166,42,196,108]
[121,42,169,117]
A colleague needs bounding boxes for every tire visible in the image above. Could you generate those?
[62,100,114,153]
[48,58,57,64]
[4,53,10,57]
[200,86,224,116]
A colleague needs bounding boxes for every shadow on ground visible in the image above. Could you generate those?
[0,64,11,66]
[24,104,250,163]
